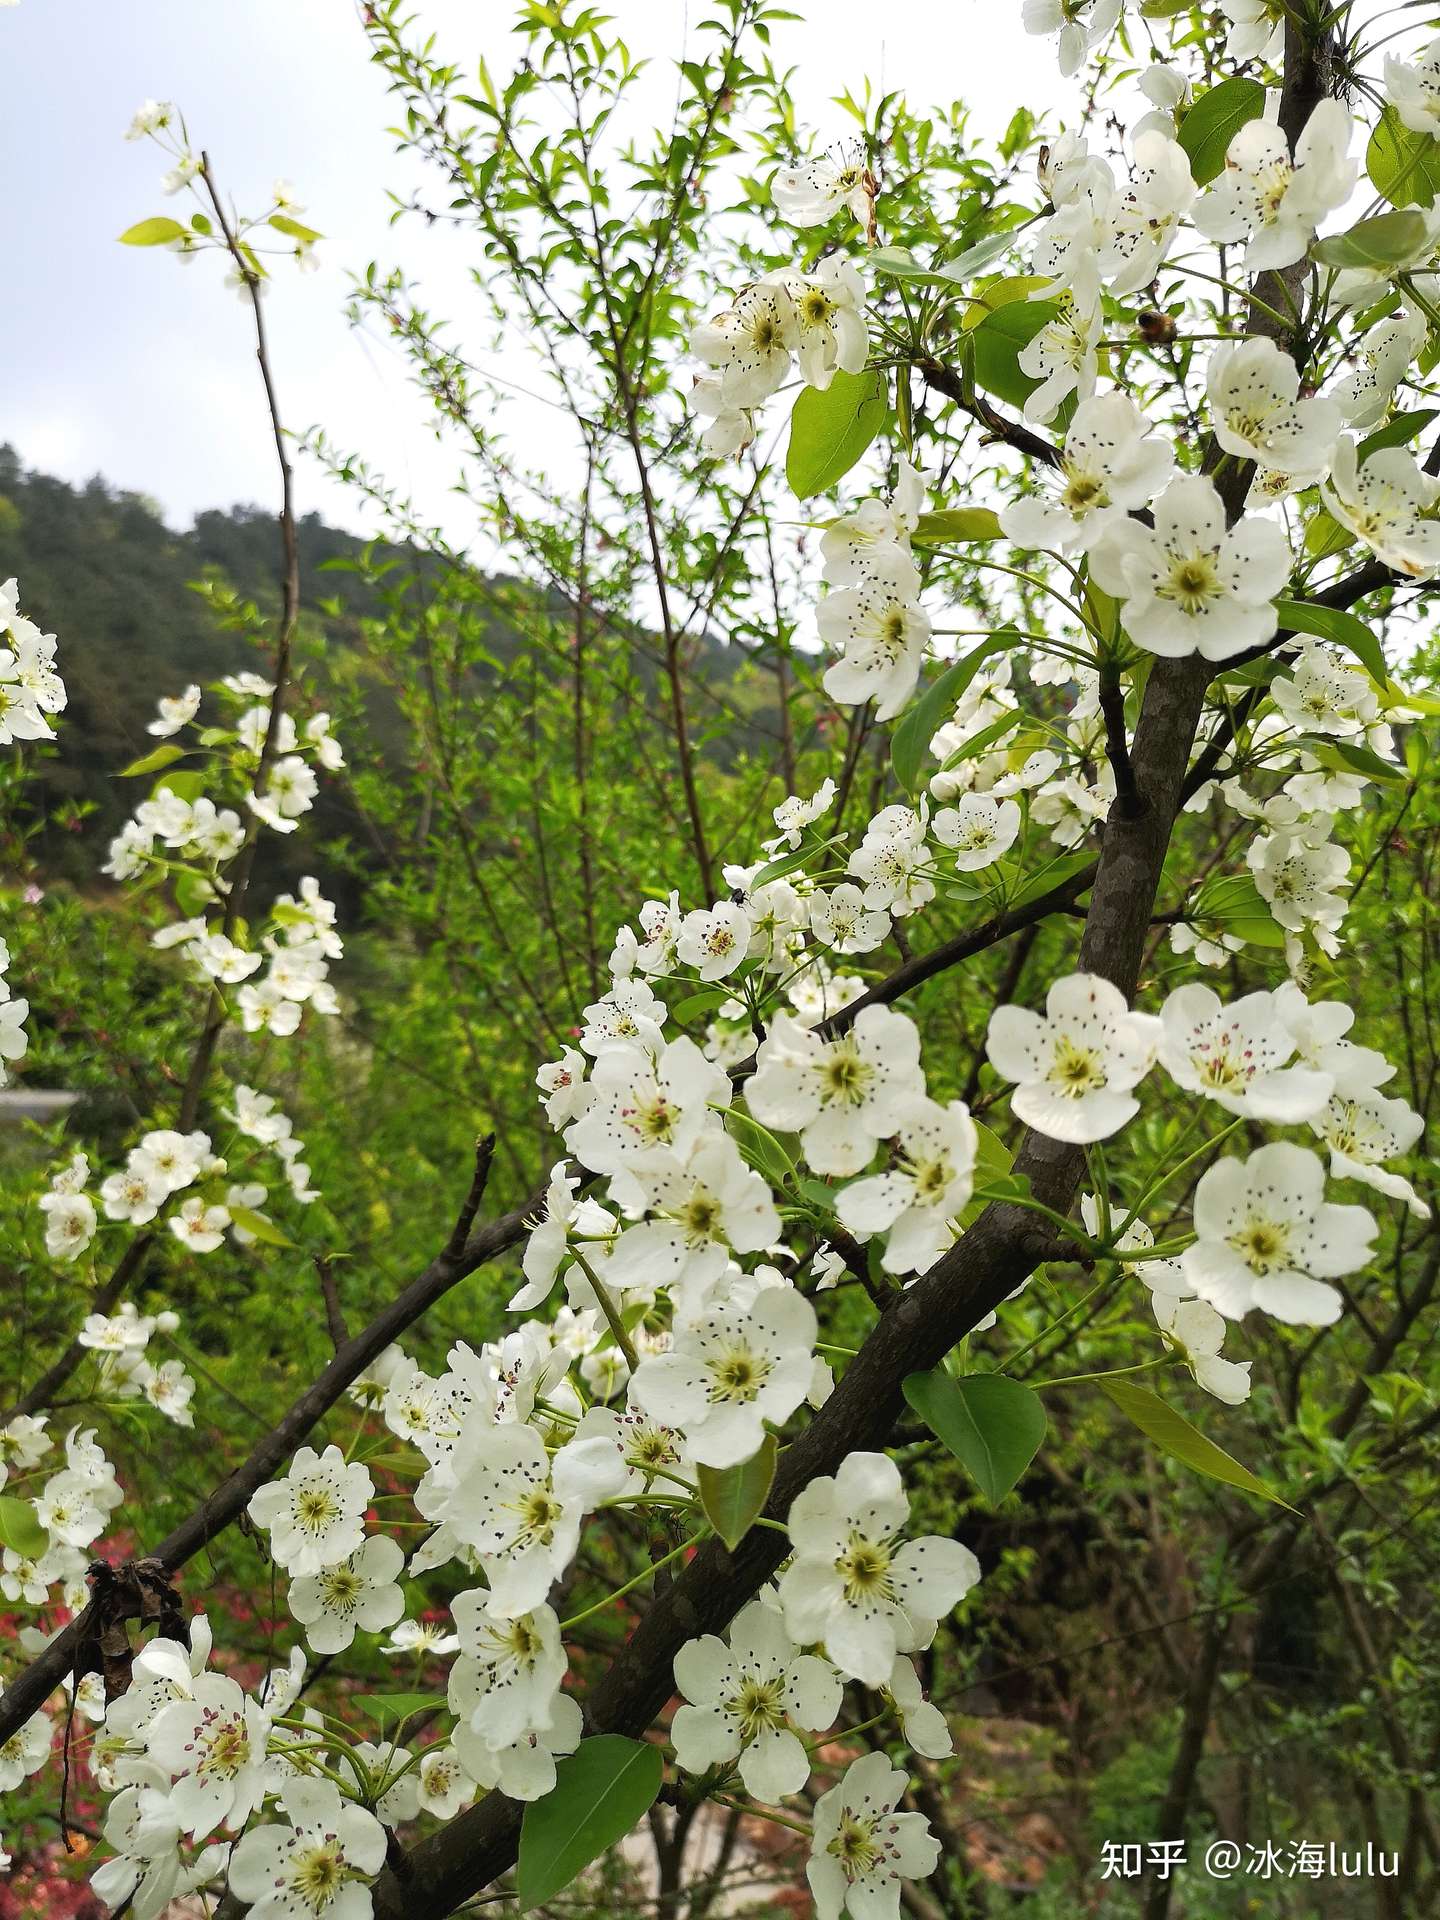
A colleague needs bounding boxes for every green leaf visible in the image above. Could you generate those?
[727,1108,796,1191]
[891,630,1015,795]
[970,300,1059,412]
[869,231,1018,290]
[697,1433,777,1550]
[1299,737,1405,785]
[1007,850,1096,913]
[748,839,822,888]
[353,1691,447,1726]
[228,1204,295,1248]
[1192,874,1284,949]
[1367,104,1440,211]
[0,1496,49,1559]
[1311,209,1433,271]
[269,212,323,246]
[1101,1380,1295,1510]
[1357,407,1438,459]
[972,1120,1013,1185]
[1304,510,1355,560]
[1274,597,1390,688]
[904,1371,1047,1504]
[785,367,887,498]
[671,986,730,1026]
[910,508,1003,547]
[517,1736,664,1910]
[119,743,186,778]
[1177,77,1266,186]
[118,216,187,246]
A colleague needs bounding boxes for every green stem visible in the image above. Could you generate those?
[559,1532,704,1630]
[570,1248,640,1375]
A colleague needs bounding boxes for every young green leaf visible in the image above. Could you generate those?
[891,630,1014,794]
[0,1497,49,1560]
[785,368,887,498]
[517,1736,665,1910]
[697,1433,777,1550]
[1101,1380,1295,1509]
[1177,77,1266,186]
[118,216,188,246]
[1275,597,1390,689]
[1311,209,1432,270]
[910,508,1003,546]
[119,743,187,778]
[726,1109,796,1191]
[903,1370,1047,1505]
[228,1205,295,1248]
[1367,104,1440,210]
[353,1690,447,1725]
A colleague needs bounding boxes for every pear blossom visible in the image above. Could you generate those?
[417,1743,475,1818]
[747,1004,925,1176]
[1321,436,1440,579]
[672,1600,841,1799]
[103,1619,213,1742]
[1248,818,1351,936]
[692,277,794,406]
[690,374,758,455]
[148,1673,270,1838]
[677,901,753,982]
[1153,1296,1252,1405]
[449,1594,568,1750]
[453,1691,583,1801]
[1385,38,1440,137]
[987,973,1160,1144]
[226,1779,386,1920]
[1195,99,1356,272]
[536,1046,592,1126]
[1330,311,1427,430]
[1100,133,1195,294]
[1032,174,1116,308]
[1183,1142,1377,1326]
[1088,476,1290,660]
[90,1762,224,1920]
[820,573,931,722]
[632,1286,817,1467]
[772,776,838,849]
[566,1036,730,1173]
[288,1534,406,1654]
[772,149,872,227]
[835,1096,978,1275]
[0,1707,50,1791]
[246,1445,373,1575]
[1157,984,1333,1122]
[384,1617,460,1658]
[565,1400,691,1498]
[931,793,1021,871]
[1311,1090,1430,1218]
[415,1425,610,1616]
[887,1654,953,1759]
[145,1359,196,1425]
[1022,0,1121,77]
[781,1450,980,1685]
[782,256,868,390]
[1019,291,1101,423]
[146,684,201,736]
[1272,647,1385,740]
[606,1133,782,1300]
[1206,336,1342,472]
[1000,391,1173,553]
[39,1188,97,1262]
[579,976,667,1056]
[169,1196,231,1253]
[809,883,890,956]
[820,463,923,587]
[847,803,934,916]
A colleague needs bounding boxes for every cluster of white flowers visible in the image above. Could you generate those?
[126,101,321,278]
[0,579,66,1088]
[15,17,1440,1917]
[1,1423,121,1612]
[690,249,868,452]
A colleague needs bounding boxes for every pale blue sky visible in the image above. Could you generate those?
[1,1,1061,550]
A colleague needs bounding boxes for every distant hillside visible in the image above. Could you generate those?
[0,449,772,902]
